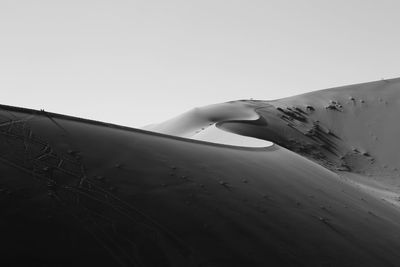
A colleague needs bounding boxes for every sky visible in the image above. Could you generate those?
[1,0,400,128]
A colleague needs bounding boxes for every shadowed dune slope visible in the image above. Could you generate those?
[1,103,400,266]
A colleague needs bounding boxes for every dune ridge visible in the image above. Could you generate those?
[144,101,272,147]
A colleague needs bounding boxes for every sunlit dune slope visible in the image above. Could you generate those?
[144,102,272,147]
[1,103,400,266]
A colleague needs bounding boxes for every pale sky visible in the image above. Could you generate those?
[1,0,400,127]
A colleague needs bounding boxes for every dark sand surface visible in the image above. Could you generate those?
[2,79,400,266]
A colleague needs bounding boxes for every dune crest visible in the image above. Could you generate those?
[144,101,272,147]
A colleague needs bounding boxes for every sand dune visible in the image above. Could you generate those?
[1,78,400,266]
[150,78,400,205]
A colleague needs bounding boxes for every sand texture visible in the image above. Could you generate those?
[2,78,400,266]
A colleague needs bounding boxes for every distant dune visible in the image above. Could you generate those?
[2,78,400,266]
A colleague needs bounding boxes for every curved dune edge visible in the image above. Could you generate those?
[189,122,273,148]
[144,101,273,147]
